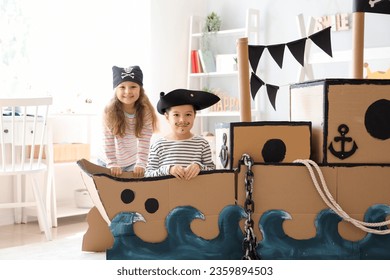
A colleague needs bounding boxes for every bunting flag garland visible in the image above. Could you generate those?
[250,72,278,111]
[250,72,265,99]
[309,26,333,58]
[353,0,390,15]
[267,44,286,69]
[286,38,307,67]
[248,26,332,71]
[248,26,333,110]
[248,45,265,72]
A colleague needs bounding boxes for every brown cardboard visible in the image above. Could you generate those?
[79,158,390,253]
[78,159,236,251]
[82,207,114,252]
[337,166,390,240]
[215,121,312,169]
[290,79,390,164]
[236,163,390,241]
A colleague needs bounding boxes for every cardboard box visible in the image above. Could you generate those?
[31,143,90,162]
[290,79,390,164]
[52,143,90,162]
[215,121,312,169]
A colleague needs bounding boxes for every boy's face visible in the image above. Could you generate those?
[165,104,196,139]
[115,81,140,109]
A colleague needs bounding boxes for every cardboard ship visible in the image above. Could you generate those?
[78,78,390,259]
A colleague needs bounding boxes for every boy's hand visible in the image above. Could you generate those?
[184,163,201,180]
[170,163,201,180]
[170,165,186,179]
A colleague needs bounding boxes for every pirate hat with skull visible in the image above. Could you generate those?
[112,65,143,88]
[157,89,220,114]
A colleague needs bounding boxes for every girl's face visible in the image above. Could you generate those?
[165,104,196,140]
[115,81,140,112]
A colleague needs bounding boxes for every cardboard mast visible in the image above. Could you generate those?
[351,12,365,79]
[237,37,252,122]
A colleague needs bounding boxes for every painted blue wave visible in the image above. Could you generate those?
[107,204,390,260]
[107,205,246,260]
[258,204,390,260]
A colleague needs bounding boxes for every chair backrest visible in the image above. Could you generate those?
[0,96,53,173]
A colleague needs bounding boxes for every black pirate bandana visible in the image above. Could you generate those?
[112,65,143,88]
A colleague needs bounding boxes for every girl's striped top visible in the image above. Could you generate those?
[99,111,153,169]
[145,135,215,177]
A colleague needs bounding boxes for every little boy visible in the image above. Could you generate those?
[145,89,220,180]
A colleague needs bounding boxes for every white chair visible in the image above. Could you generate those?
[0,96,53,241]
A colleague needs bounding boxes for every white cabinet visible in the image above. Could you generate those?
[187,9,260,134]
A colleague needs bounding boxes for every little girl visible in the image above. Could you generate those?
[98,65,158,177]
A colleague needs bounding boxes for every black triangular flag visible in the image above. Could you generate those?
[309,26,333,57]
[267,44,285,69]
[286,38,307,66]
[250,72,265,100]
[248,45,265,72]
[266,84,279,111]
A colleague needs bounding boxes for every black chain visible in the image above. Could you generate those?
[241,154,260,260]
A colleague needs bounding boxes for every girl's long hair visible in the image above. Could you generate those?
[104,87,158,138]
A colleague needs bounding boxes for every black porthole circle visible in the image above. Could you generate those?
[364,99,390,140]
[121,189,135,204]
[145,198,159,214]
[261,138,286,163]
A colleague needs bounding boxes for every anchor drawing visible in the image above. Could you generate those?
[328,124,358,160]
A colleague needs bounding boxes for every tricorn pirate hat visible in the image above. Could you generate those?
[157,89,220,114]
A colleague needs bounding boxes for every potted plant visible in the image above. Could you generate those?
[233,57,238,71]
[201,12,222,50]
[205,12,221,32]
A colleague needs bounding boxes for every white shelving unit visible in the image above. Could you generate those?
[48,113,100,226]
[53,162,91,219]
[187,9,260,134]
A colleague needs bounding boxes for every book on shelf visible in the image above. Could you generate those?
[198,49,216,73]
[191,50,202,73]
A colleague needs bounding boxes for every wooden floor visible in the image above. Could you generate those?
[0,215,88,249]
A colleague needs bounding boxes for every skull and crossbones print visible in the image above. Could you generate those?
[121,67,135,79]
[368,0,387,7]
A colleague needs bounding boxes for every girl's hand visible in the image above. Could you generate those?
[110,166,122,177]
[133,166,145,178]
[184,163,201,180]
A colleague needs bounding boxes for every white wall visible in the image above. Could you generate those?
[147,0,207,134]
